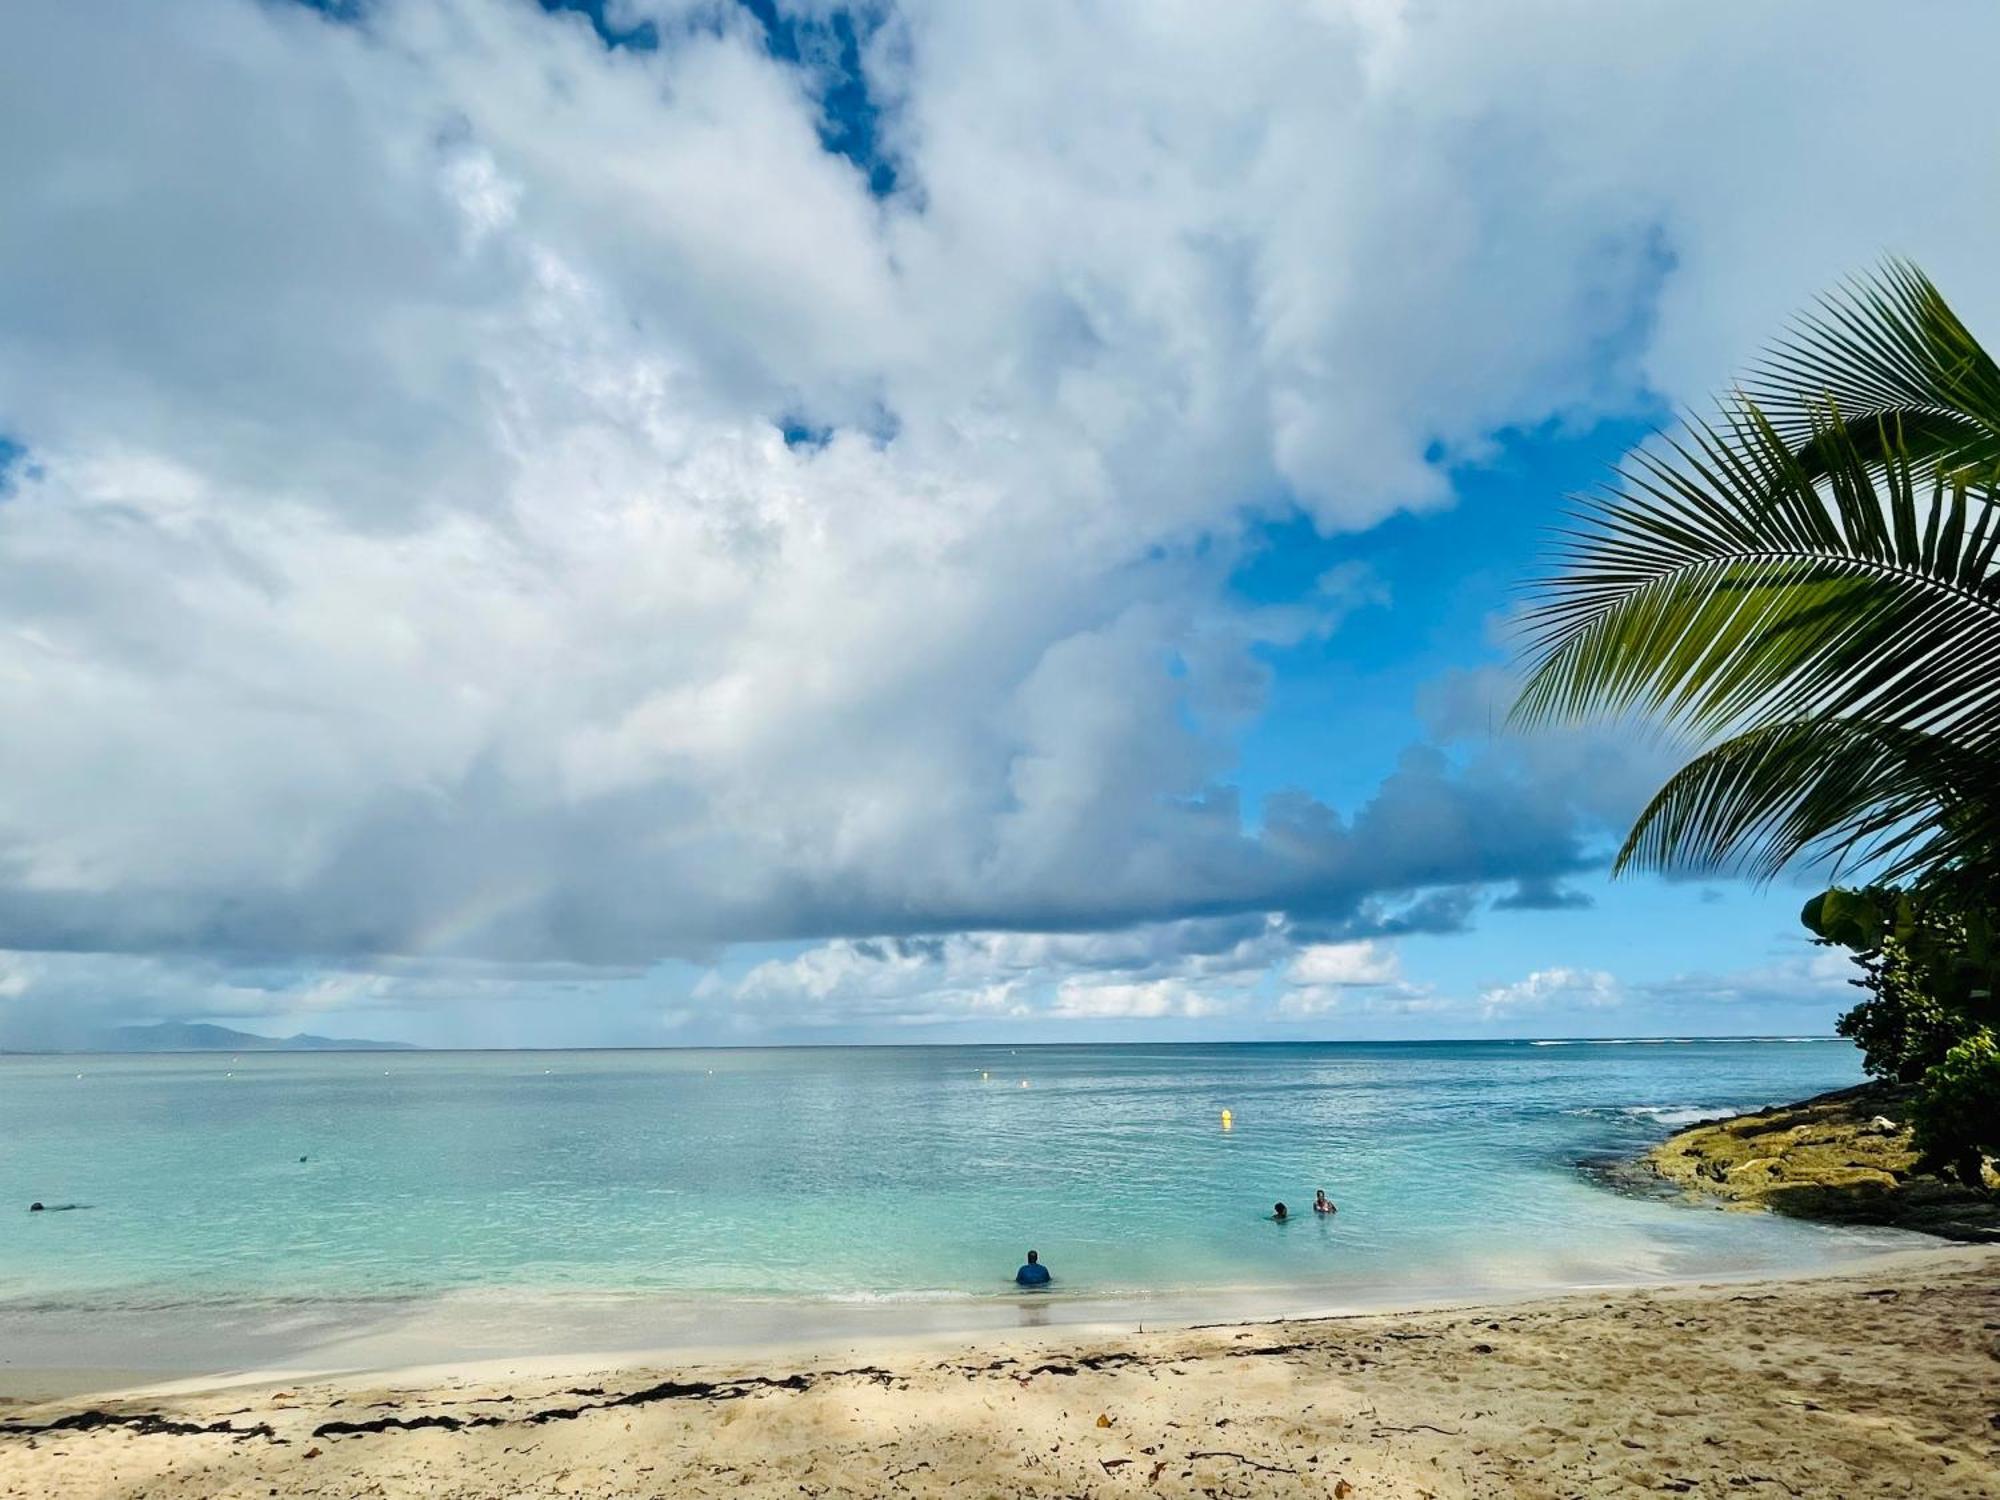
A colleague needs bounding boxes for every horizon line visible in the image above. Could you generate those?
[1,1033,1846,1057]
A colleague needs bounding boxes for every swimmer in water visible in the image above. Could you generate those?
[1314,1189,1335,1214]
[1015,1250,1051,1287]
[1271,1201,1289,1222]
[27,1202,85,1212]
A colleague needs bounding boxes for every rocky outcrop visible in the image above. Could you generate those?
[1642,1083,2000,1242]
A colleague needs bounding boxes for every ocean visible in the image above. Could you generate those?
[0,1039,1925,1366]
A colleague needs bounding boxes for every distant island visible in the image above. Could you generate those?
[91,1021,417,1053]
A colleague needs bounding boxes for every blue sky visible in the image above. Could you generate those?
[2,0,1997,1048]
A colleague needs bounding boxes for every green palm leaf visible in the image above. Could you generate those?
[1616,718,2000,884]
[1751,259,2000,485]
[1515,263,2000,885]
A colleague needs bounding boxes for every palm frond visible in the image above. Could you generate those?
[1750,259,2000,485]
[1514,402,2000,747]
[1513,261,2000,886]
[1616,718,2000,884]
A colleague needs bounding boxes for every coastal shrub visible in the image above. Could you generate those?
[1804,885,1995,1083]
[1910,1030,2000,1187]
[1833,937,1973,1083]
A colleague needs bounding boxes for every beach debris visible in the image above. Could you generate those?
[303,1446,321,1459]
[1096,1413,1112,1428]
[1188,1449,1296,1475]
[1370,1423,1462,1437]
[1334,1481,1354,1498]
[308,1366,901,1442]
[0,1410,277,1444]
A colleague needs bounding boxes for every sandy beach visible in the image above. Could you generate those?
[2,1245,1992,1499]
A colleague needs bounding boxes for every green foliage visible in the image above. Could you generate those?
[1513,260,2000,888]
[1910,1031,2000,1186]
[1832,940,1968,1083]
[1801,884,2000,1037]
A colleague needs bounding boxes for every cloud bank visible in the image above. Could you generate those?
[1,0,1994,1037]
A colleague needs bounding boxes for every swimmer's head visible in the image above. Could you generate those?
[28,1202,43,1212]
[1273,1201,1287,1218]
[1025,1250,1039,1264]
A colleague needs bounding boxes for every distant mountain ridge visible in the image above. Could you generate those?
[100,1021,417,1053]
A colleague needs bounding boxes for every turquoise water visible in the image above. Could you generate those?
[0,1040,1915,1325]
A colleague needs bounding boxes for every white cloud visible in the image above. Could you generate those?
[1275,938,1417,1015]
[1286,940,1401,987]
[1050,977,1232,1020]
[1478,966,1622,1019]
[0,0,1995,1036]
[706,915,1286,1029]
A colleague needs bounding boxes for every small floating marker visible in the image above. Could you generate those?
[1019,1079,1030,1089]
[980,1071,989,1081]
[1220,1108,1233,1131]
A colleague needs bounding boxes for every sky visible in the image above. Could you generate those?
[2,0,1998,1048]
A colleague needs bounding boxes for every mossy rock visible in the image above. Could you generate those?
[1642,1083,2000,1242]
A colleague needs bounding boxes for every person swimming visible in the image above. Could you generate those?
[1313,1189,1336,1214]
[1271,1201,1288,1221]
[1015,1250,1051,1287]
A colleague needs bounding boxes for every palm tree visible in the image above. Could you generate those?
[1512,261,2000,893]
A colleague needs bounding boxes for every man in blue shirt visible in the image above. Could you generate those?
[1015,1249,1051,1287]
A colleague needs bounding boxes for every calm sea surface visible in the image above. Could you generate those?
[0,1040,1919,1329]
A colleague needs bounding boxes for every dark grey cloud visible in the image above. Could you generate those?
[1492,878,1596,912]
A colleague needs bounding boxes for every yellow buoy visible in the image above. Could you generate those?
[1220,1108,1233,1130]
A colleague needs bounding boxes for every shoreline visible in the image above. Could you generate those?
[0,1236,1967,1401]
[0,1222,1936,1402]
[3,1244,1992,1497]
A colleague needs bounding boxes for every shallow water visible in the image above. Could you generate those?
[0,1040,1917,1328]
